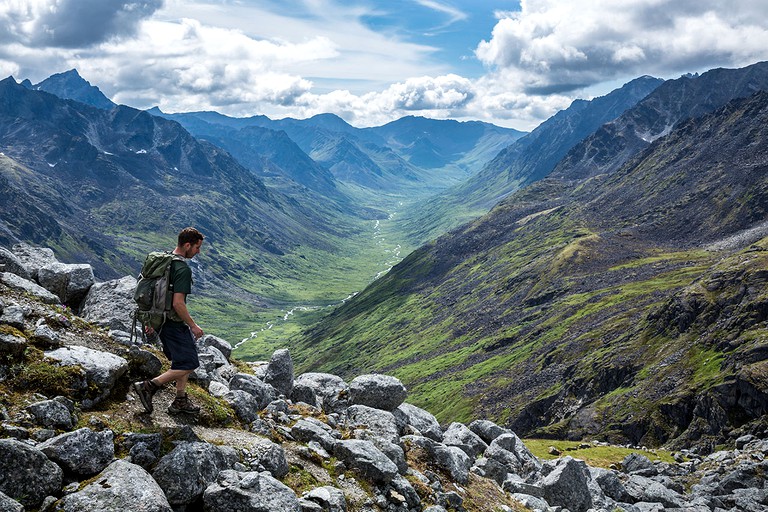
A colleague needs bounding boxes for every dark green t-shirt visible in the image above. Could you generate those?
[166,259,193,327]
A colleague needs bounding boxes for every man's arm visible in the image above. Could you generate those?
[172,292,204,339]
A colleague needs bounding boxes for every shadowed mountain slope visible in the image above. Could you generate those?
[294,87,768,450]
[0,77,371,304]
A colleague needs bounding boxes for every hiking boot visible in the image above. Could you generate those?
[133,380,160,414]
[168,394,201,415]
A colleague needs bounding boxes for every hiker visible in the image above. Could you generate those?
[134,227,205,415]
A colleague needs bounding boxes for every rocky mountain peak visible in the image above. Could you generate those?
[33,68,116,110]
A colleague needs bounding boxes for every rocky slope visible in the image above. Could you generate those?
[295,77,768,451]
[0,244,766,512]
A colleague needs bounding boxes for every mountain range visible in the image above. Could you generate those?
[4,62,768,450]
[293,62,768,449]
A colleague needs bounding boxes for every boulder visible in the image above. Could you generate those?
[242,436,289,478]
[402,435,472,484]
[622,474,688,508]
[11,243,57,281]
[442,422,488,459]
[26,398,76,429]
[294,373,350,414]
[622,452,657,476]
[38,428,115,476]
[38,262,95,307]
[264,348,294,397]
[34,321,60,345]
[0,247,30,279]
[224,389,262,423]
[0,490,23,512]
[0,304,26,330]
[126,346,163,377]
[44,345,129,408]
[485,432,541,478]
[229,373,276,409]
[52,459,172,512]
[79,276,136,332]
[121,433,162,469]
[333,439,399,483]
[393,402,443,441]
[0,438,63,508]
[346,404,400,444]
[0,333,27,359]
[203,469,301,512]
[305,486,347,512]
[152,442,238,506]
[468,419,507,444]
[349,374,407,411]
[0,272,60,303]
[291,418,337,452]
[538,456,593,512]
[198,334,233,359]
[590,466,630,502]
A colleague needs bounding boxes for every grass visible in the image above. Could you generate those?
[523,439,679,467]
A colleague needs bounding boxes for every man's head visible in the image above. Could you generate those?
[176,227,204,258]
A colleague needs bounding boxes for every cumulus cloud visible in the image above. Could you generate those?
[476,0,768,94]
[0,0,162,48]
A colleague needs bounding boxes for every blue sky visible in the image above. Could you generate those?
[1,1,768,130]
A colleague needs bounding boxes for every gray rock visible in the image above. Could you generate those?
[0,438,63,508]
[346,404,400,444]
[388,474,421,508]
[0,247,31,280]
[298,497,325,512]
[120,433,162,467]
[509,493,552,512]
[242,436,289,478]
[203,469,301,512]
[590,466,630,502]
[294,373,350,414]
[11,243,57,280]
[52,459,172,512]
[305,486,347,512]
[622,452,657,476]
[715,464,764,494]
[292,381,319,408]
[79,276,136,332]
[353,430,408,475]
[224,389,262,423]
[333,439,399,483]
[402,435,472,484]
[349,374,407,411]
[152,442,238,506]
[468,419,507,444]
[471,456,509,485]
[0,305,26,329]
[229,372,276,409]
[485,432,542,478]
[0,272,60,304]
[198,333,233,359]
[291,418,337,452]
[34,322,60,345]
[393,402,443,441]
[38,262,95,307]
[0,490,23,512]
[44,345,129,408]
[538,456,593,512]
[209,380,230,397]
[38,428,115,476]
[0,333,26,358]
[502,475,544,497]
[126,346,163,377]
[623,474,687,508]
[442,422,487,459]
[264,348,294,397]
[26,398,75,429]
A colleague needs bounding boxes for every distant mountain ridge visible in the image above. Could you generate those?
[32,69,116,110]
[293,63,768,450]
[399,75,664,243]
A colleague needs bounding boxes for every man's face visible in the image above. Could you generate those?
[183,240,203,259]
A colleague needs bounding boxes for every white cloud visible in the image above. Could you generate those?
[476,0,768,94]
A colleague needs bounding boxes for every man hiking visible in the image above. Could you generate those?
[134,227,205,415]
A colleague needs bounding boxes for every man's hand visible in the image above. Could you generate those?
[190,324,204,340]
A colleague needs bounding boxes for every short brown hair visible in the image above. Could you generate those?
[178,227,204,247]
